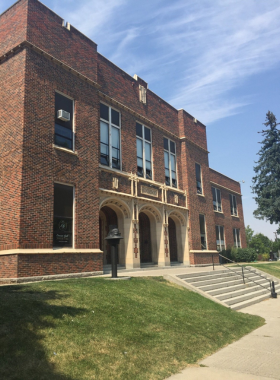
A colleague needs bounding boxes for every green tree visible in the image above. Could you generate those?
[252,111,280,233]
[249,233,271,254]
[245,225,254,246]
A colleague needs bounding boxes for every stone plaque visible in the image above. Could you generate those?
[141,185,158,198]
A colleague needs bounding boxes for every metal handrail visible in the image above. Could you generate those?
[218,253,277,298]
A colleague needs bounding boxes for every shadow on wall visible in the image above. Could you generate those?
[0,285,86,380]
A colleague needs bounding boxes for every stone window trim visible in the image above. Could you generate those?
[100,102,122,170]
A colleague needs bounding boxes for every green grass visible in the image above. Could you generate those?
[246,262,280,279]
[0,277,264,380]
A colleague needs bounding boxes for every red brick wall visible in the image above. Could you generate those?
[15,253,102,278]
[209,168,241,194]
[0,255,18,278]
[190,252,219,265]
[178,109,207,150]
[19,48,100,249]
[0,0,28,57]
[0,51,26,251]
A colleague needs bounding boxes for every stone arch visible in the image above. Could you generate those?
[99,198,131,266]
[138,204,162,223]
[168,210,188,263]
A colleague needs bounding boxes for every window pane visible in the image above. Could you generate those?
[55,124,72,139]
[136,123,142,137]
[54,134,72,150]
[137,139,143,158]
[220,226,224,241]
[144,127,151,141]
[53,184,73,248]
[111,127,120,149]
[170,141,175,154]
[164,151,169,169]
[230,195,233,214]
[212,187,216,202]
[170,154,176,171]
[146,160,151,170]
[111,109,119,126]
[217,189,221,204]
[100,121,109,144]
[195,163,201,182]
[164,137,169,150]
[216,225,220,242]
[145,142,151,161]
[199,214,205,234]
[100,103,109,121]
[55,92,73,129]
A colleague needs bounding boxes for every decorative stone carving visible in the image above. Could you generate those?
[139,205,161,222]
[174,194,178,204]
[141,185,158,198]
[169,211,186,226]
[112,177,118,190]
[101,198,130,218]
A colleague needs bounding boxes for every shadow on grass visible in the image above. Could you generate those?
[0,285,86,380]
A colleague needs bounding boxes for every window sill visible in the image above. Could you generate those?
[197,193,205,197]
[214,210,223,214]
[53,145,78,156]
[231,214,239,218]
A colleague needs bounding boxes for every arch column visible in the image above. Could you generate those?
[168,210,190,265]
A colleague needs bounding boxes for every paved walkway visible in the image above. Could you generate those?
[166,295,280,380]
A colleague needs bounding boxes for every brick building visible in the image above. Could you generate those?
[0,0,246,280]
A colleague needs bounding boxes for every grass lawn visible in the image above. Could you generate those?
[0,277,264,380]
[247,262,280,279]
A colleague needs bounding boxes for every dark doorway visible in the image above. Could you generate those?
[139,212,152,263]
[168,217,178,262]
[99,206,118,265]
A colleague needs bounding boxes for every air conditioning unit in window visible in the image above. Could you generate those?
[57,109,70,122]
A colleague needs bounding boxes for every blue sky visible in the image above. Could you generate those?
[2,0,280,240]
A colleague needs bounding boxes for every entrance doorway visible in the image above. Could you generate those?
[139,212,152,263]
[99,206,118,265]
[168,217,178,262]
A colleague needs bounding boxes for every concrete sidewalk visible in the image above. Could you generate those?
[166,296,280,380]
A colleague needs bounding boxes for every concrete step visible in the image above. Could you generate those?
[216,285,268,301]
[207,282,247,296]
[224,288,270,306]
[177,270,228,279]
[182,272,237,283]
[231,293,271,310]
[198,278,246,292]
[187,274,247,287]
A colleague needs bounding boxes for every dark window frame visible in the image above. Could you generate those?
[195,163,203,194]
[54,92,74,151]
[136,122,152,179]
[199,214,207,250]
[230,194,238,216]
[163,137,177,188]
[212,186,222,212]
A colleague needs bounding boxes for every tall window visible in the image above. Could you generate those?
[230,194,238,216]
[164,138,177,187]
[212,187,222,212]
[54,92,74,150]
[233,228,241,247]
[216,225,225,251]
[53,183,74,247]
[199,214,207,250]
[136,123,152,179]
[100,103,121,169]
[195,163,203,194]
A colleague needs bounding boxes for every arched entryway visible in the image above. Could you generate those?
[99,206,118,265]
[168,217,178,262]
[139,212,152,263]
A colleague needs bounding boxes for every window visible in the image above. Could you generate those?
[195,163,203,194]
[233,228,241,248]
[136,123,152,179]
[212,187,222,212]
[54,92,74,150]
[164,137,177,187]
[53,183,74,247]
[230,194,238,216]
[100,103,121,169]
[216,225,225,251]
[199,214,207,250]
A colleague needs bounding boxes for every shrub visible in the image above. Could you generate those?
[257,254,263,261]
[232,248,257,263]
[262,253,270,261]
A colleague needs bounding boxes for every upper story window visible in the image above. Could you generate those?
[136,123,152,179]
[55,92,74,150]
[216,225,225,251]
[212,187,222,212]
[233,228,241,248]
[100,103,121,170]
[199,214,207,250]
[195,163,203,194]
[164,138,177,187]
[229,194,238,216]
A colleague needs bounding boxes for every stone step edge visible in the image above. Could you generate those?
[231,293,271,310]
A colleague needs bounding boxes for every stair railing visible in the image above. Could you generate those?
[216,253,277,299]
